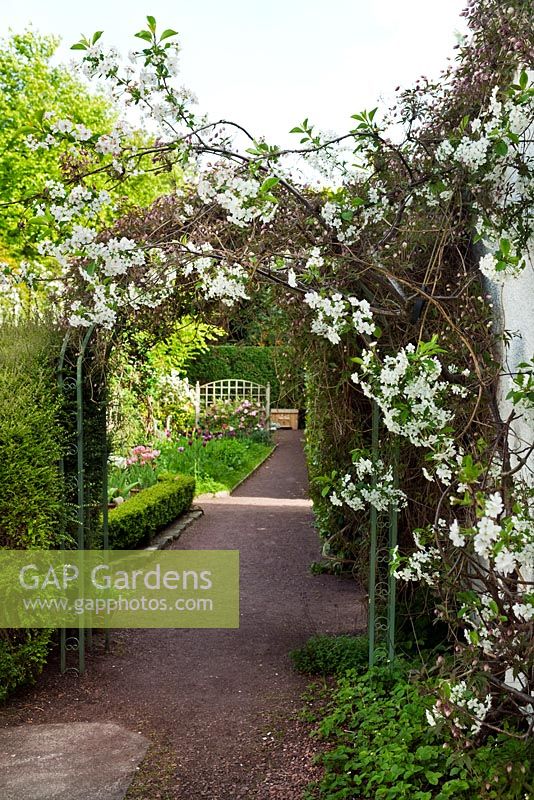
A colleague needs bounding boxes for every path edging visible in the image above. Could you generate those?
[144,506,204,551]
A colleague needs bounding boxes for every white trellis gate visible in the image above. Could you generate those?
[194,379,270,430]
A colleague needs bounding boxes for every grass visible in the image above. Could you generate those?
[158,436,274,495]
[109,434,274,500]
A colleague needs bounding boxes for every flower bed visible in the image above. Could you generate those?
[108,430,273,502]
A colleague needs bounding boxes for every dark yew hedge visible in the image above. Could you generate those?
[0,320,66,700]
[185,345,297,407]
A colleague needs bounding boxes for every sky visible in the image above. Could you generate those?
[1,0,467,144]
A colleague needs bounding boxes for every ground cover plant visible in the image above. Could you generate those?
[305,661,533,800]
[290,634,369,677]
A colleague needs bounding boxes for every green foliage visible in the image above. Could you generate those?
[185,345,283,403]
[155,436,273,496]
[0,31,112,259]
[304,346,366,568]
[146,318,223,376]
[0,318,66,701]
[107,475,195,549]
[307,665,533,800]
[290,634,369,676]
[0,30,175,271]
[0,630,52,702]
[506,358,534,408]
[108,318,222,448]
[0,320,65,548]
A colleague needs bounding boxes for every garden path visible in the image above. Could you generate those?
[0,430,365,800]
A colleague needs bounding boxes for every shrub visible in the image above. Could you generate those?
[0,321,65,549]
[290,634,369,676]
[107,475,195,549]
[307,664,533,800]
[199,398,267,435]
[186,345,282,403]
[0,320,66,699]
[0,630,52,702]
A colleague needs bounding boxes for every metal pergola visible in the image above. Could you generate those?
[56,329,397,673]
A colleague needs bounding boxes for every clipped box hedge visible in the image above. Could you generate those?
[107,475,195,549]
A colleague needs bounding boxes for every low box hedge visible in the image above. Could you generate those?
[107,475,195,549]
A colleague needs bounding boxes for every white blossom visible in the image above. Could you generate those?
[449,520,466,547]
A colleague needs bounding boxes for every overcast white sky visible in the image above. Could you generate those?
[1,1,467,143]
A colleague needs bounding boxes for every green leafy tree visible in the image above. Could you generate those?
[0,31,113,259]
[0,30,175,263]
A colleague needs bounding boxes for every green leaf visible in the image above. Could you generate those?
[92,31,104,44]
[260,176,280,193]
[160,28,179,41]
[499,237,511,256]
[494,139,508,157]
[425,771,442,786]
[146,15,157,31]
[519,70,528,90]
[70,43,88,51]
[415,745,436,761]
[134,30,153,42]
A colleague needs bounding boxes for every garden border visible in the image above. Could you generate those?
[194,442,277,501]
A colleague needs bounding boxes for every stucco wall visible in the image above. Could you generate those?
[485,245,534,481]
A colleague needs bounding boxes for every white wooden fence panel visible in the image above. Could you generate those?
[194,379,270,430]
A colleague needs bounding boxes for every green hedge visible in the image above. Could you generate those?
[0,322,64,549]
[0,320,66,700]
[186,345,281,403]
[107,475,195,549]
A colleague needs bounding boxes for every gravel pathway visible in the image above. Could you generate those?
[0,430,365,799]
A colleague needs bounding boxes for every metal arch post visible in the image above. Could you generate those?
[368,400,379,668]
[57,331,71,675]
[387,437,400,664]
[101,387,110,653]
[75,324,96,675]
